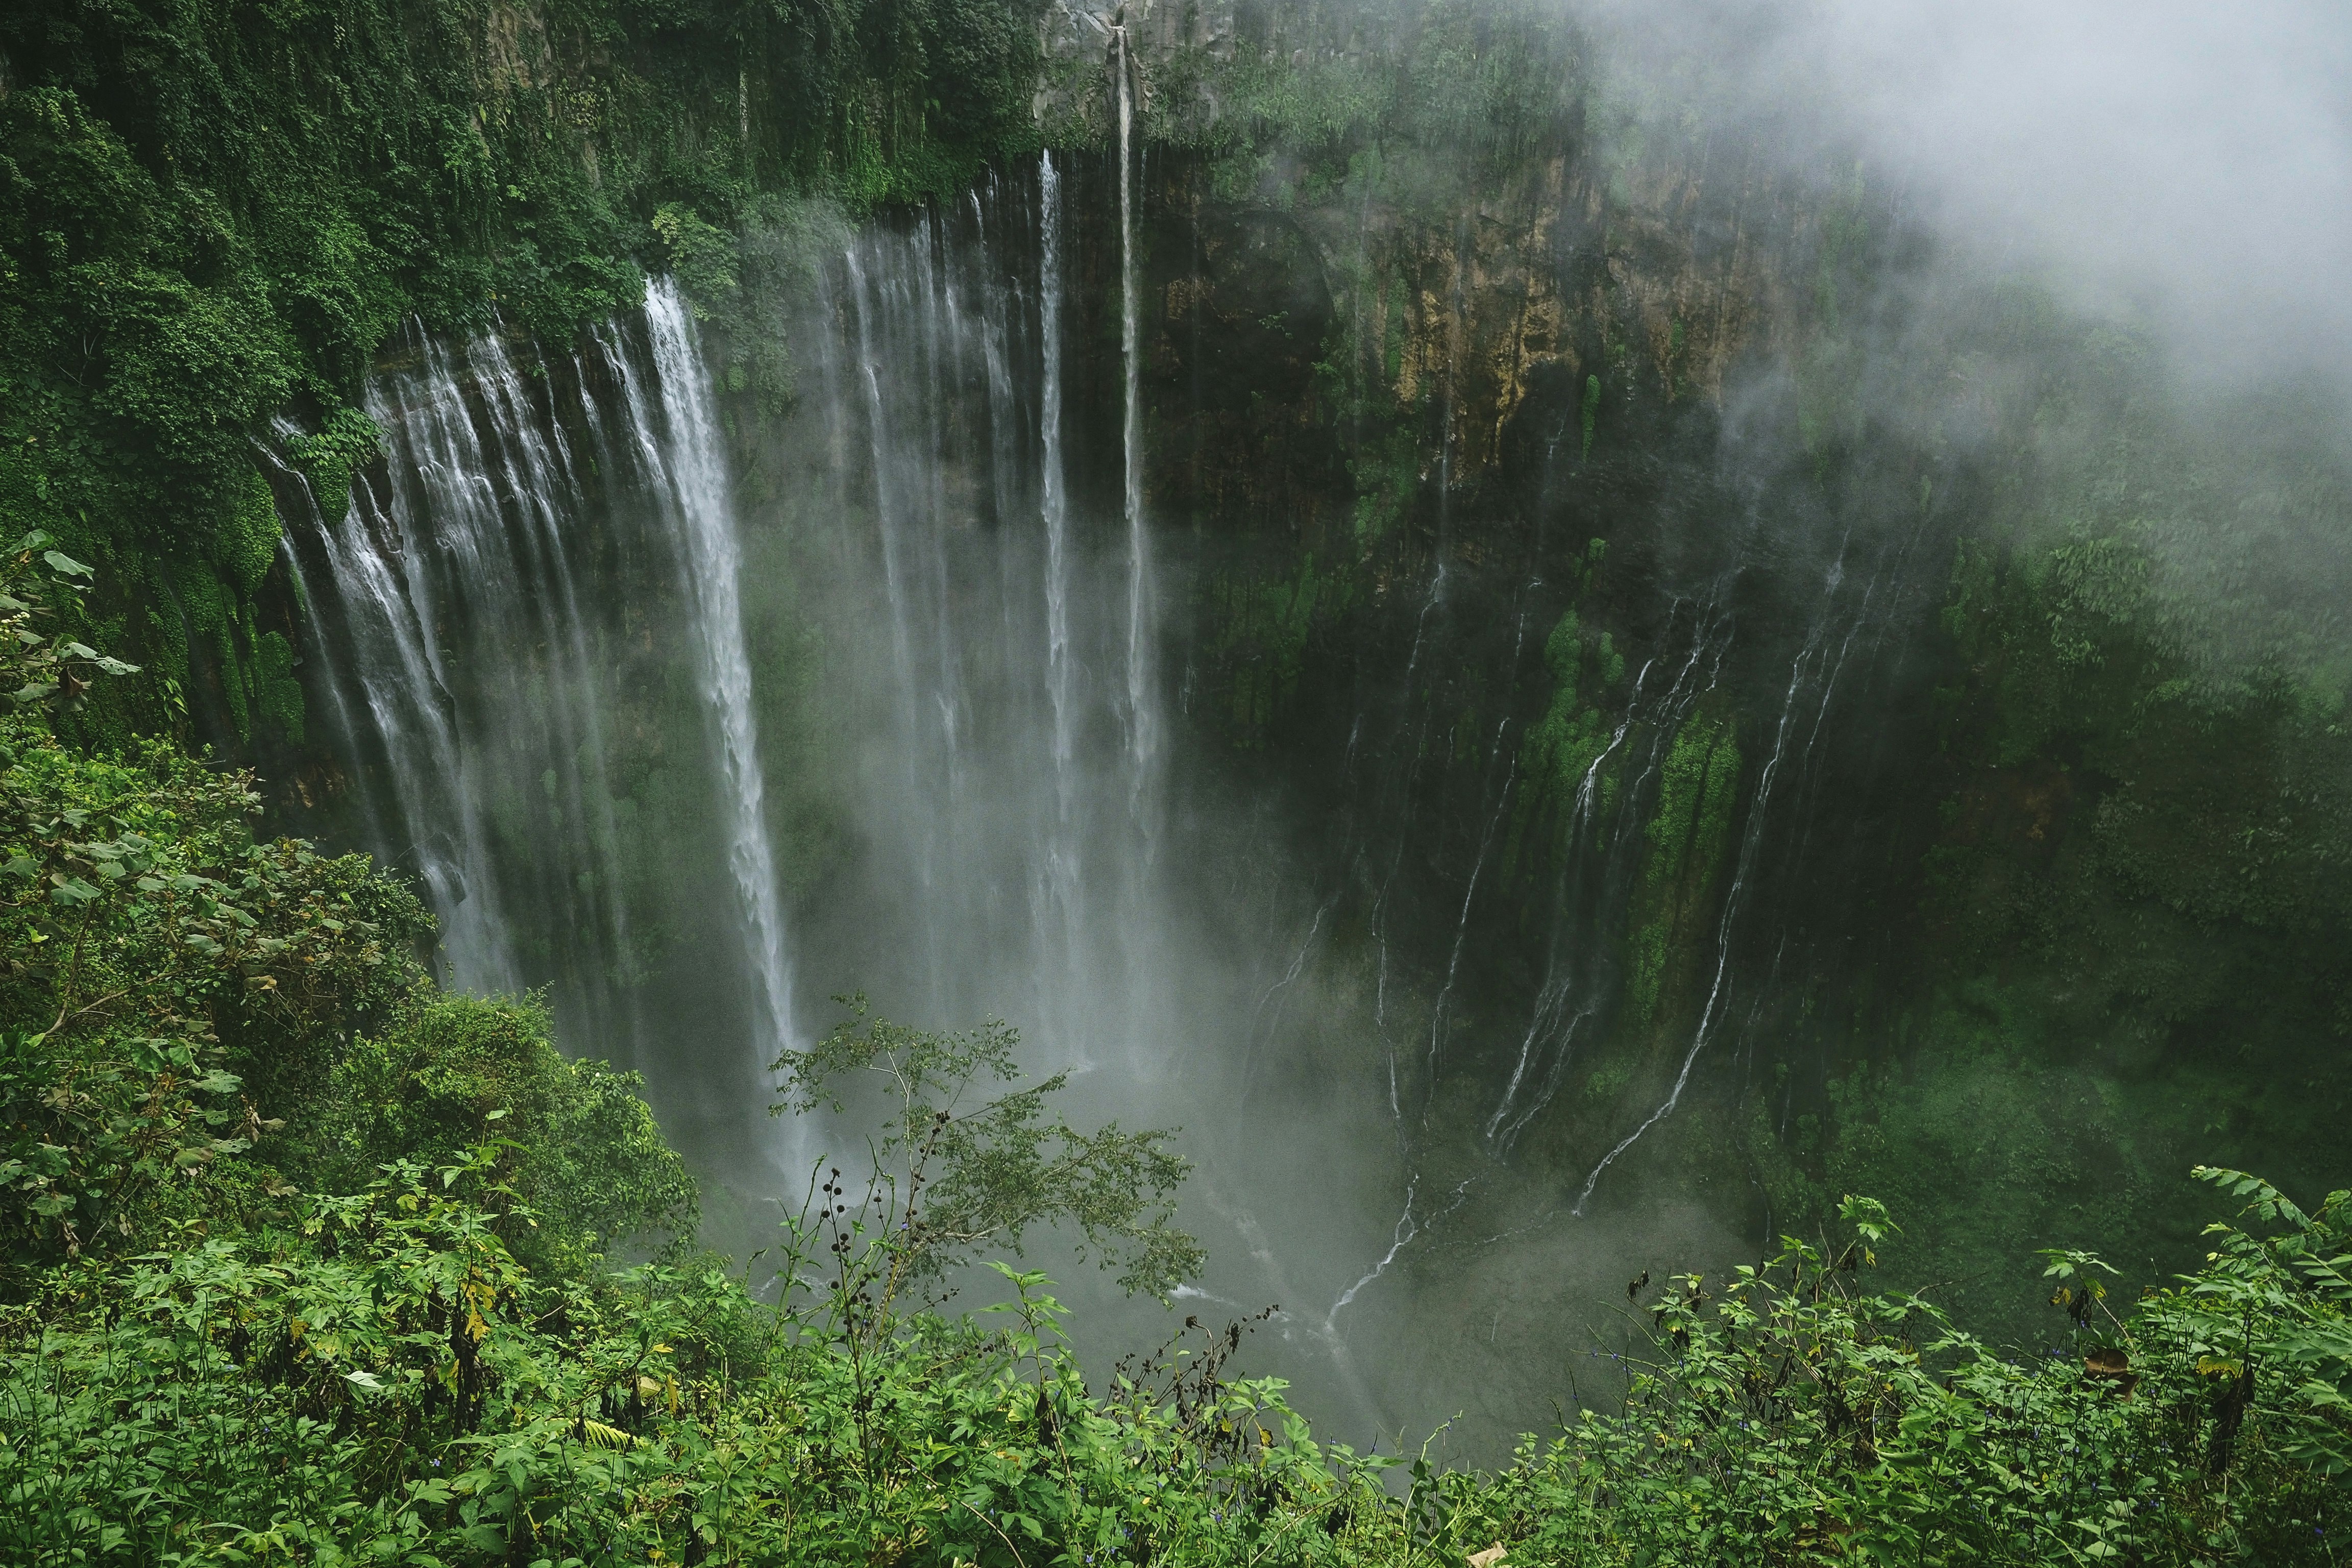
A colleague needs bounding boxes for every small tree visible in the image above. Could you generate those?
[769,997,1203,1322]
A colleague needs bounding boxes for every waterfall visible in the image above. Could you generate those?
[468,329,642,1028]
[262,150,1951,1452]
[800,166,1174,1066]
[294,286,797,1135]
[1112,25,1158,831]
[630,280,798,1067]
[333,327,520,993]
[1038,152,1083,977]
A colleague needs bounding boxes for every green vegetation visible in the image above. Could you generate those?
[1148,0,1581,205]
[286,408,384,524]
[1513,608,1613,864]
[3,0,2349,1555]
[0,0,1048,746]
[1746,298,2352,1341]
[1625,712,1739,1023]
[1204,556,1346,745]
[771,1000,1202,1299]
[1504,546,1626,880]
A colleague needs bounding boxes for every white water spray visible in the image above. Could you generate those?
[623,281,799,1069]
[1039,152,1081,932]
[1113,24,1157,816]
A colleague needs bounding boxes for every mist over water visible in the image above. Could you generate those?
[810,157,1180,1069]
[277,0,2352,1460]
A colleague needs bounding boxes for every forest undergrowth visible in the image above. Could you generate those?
[0,541,2346,1567]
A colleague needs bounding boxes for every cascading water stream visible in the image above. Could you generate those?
[1323,1180,1422,1334]
[1570,644,1816,1214]
[338,328,524,991]
[623,280,799,1070]
[1570,548,1889,1213]
[1113,25,1157,827]
[255,432,375,830]
[1038,153,1082,959]
[846,244,949,1006]
[801,164,1177,1069]
[913,215,975,811]
[299,288,797,1126]
[1424,718,1517,1095]
[464,331,642,1018]
[1480,602,1729,1152]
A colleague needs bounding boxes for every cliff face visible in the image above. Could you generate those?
[1116,13,1889,1040]
[1036,0,2352,1341]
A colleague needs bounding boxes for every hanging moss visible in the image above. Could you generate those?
[217,468,284,602]
[254,630,305,746]
[1206,555,1342,743]
[166,562,250,741]
[1625,712,1742,1022]
[288,408,384,522]
[1347,427,1420,545]
[1508,607,1620,877]
[1544,607,1582,682]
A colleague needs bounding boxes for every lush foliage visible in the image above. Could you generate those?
[1,3,2348,1553]
[315,991,697,1273]
[0,531,418,1262]
[0,0,1047,750]
[6,1145,2347,1562]
[1749,310,2352,1342]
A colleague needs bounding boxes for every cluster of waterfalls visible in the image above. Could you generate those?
[270,112,1938,1447]
[277,285,793,1111]
[278,127,1191,1161]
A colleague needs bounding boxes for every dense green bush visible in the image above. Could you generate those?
[4,1150,2346,1561]
[0,533,419,1260]
[316,990,697,1271]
